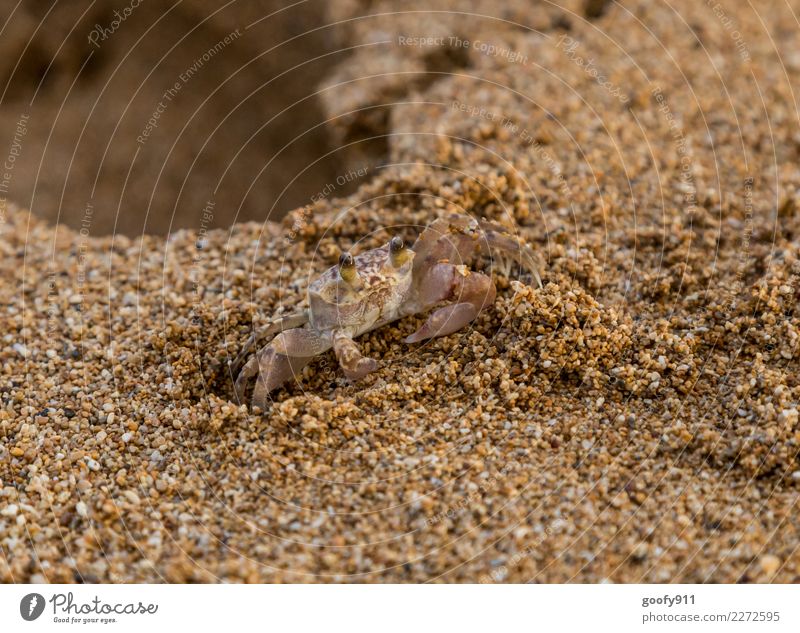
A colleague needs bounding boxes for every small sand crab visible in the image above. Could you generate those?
[232,213,542,408]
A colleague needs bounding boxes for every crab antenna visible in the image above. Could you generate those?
[389,236,411,268]
[338,251,358,284]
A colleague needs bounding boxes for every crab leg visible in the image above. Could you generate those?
[229,311,309,377]
[479,220,542,287]
[403,262,496,343]
[412,213,542,287]
[234,326,331,408]
[332,331,378,380]
[237,350,314,409]
[269,328,331,357]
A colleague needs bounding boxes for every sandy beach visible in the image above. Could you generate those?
[1,0,799,582]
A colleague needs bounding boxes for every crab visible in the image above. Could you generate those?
[231,213,542,408]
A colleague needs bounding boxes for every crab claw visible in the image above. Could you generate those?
[404,302,479,343]
[403,262,497,343]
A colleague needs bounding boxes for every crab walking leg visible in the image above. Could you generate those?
[411,213,542,288]
[235,327,331,407]
[241,350,316,409]
[478,221,542,288]
[230,311,308,377]
[332,331,379,380]
[234,355,259,404]
[404,262,496,343]
[269,327,331,357]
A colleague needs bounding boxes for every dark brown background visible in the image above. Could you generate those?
[0,0,370,235]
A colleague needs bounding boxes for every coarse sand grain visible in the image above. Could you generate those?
[2,0,800,582]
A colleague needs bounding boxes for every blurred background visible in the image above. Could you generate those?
[0,0,597,235]
[0,0,359,235]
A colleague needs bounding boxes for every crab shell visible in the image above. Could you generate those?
[307,243,415,335]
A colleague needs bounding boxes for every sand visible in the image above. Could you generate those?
[1,0,800,582]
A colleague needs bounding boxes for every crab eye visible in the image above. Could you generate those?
[389,236,411,268]
[338,252,358,283]
[390,236,405,252]
[339,252,354,268]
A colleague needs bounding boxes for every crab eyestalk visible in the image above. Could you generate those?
[338,252,358,284]
[389,236,412,268]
